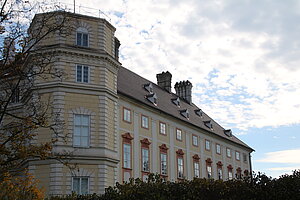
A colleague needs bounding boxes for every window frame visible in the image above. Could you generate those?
[123,143,131,169]
[177,157,184,179]
[159,121,166,135]
[141,148,150,172]
[206,158,213,179]
[72,176,89,195]
[216,143,221,155]
[141,115,149,129]
[159,144,169,177]
[160,152,168,176]
[122,133,133,182]
[226,148,231,158]
[76,30,89,47]
[205,139,211,151]
[235,151,240,161]
[76,64,90,83]
[194,161,200,178]
[73,114,90,148]
[192,134,198,146]
[176,128,182,141]
[123,107,132,123]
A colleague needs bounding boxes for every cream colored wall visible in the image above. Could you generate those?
[34,164,50,195]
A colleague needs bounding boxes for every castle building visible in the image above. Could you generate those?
[9,11,253,196]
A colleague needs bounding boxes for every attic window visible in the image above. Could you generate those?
[146,93,157,106]
[172,97,180,107]
[180,109,189,119]
[195,109,203,117]
[144,83,153,93]
[224,129,232,137]
[204,120,213,130]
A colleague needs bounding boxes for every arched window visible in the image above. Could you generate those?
[76,27,89,47]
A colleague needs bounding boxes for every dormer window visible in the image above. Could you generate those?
[76,27,89,47]
[146,93,157,106]
[224,129,232,137]
[172,97,180,107]
[204,120,213,129]
[143,83,153,93]
[195,109,203,117]
[180,109,189,119]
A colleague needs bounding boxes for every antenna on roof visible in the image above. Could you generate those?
[74,0,76,13]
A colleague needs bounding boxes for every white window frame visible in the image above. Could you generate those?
[123,143,131,169]
[73,114,90,147]
[159,122,166,135]
[123,107,131,123]
[192,135,198,146]
[216,144,221,154]
[72,177,89,195]
[176,128,182,141]
[177,157,184,178]
[207,165,212,178]
[141,115,149,129]
[76,28,89,47]
[227,148,231,158]
[228,170,233,180]
[218,168,223,180]
[236,151,240,160]
[205,140,211,150]
[142,148,149,172]
[194,162,200,178]
[76,64,90,83]
[160,153,167,175]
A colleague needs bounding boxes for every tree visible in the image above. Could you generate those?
[0,0,71,183]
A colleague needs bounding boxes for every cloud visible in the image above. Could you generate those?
[268,166,300,171]
[257,149,300,164]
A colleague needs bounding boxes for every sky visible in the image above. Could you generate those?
[40,0,300,178]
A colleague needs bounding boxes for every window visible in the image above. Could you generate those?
[159,122,166,135]
[226,148,231,157]
[205,140,210,150]
[228,170,233,180]
[218,168,223,180]
[123,107,131,123]
[243,153,247,162]
[192,135,198,146]
[176,128,182,141]
[236,168,242,179]
[177,157,184,178]
[76,29,89,47]
[142,148,149,172]
[141,115,149,129]
[76,65,89,83]
[194,162,200,178]
[73,114,90,147]
[123,143,131,169]
[207,165,212,178]
[72,177,89,195]
[160,153,167,175]
[216,144,221,154]
[236,151,240,161]
[11,87,20,103]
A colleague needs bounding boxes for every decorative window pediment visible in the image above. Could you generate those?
[193,154,200,161]
[176,149,184,156]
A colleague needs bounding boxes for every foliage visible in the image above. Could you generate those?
[50,170,300,200]
[0,172,44,200]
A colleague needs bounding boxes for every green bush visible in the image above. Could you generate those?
[49,170,300,200]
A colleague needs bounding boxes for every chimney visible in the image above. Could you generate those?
[174,80,193,103]
[156,71,172,92]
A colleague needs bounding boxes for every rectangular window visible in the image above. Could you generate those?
[236,151,240,161]
[177,157,184,178]
[142,148,149,172]
[160,153,167,175]
[159,122,166,135]
[76,65,89,83]
[218,168,223,180]
[205,140,210,150]
[123,107,131,123]
[77,32,89,47]
[216,144,221,154]
[194,162,200,178]
[11,87,20,103]
[228,170,233,180]
[207,165,212,178]
[72,177,89,195]
[226,148,231,157]
[176,128,182,141]
[243,153,247,162]
[192,135,198,146]
[73,114,90,147]
[123,143,131,169]
[141,115,149,129]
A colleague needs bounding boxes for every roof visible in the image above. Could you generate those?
[117,66,254,151]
